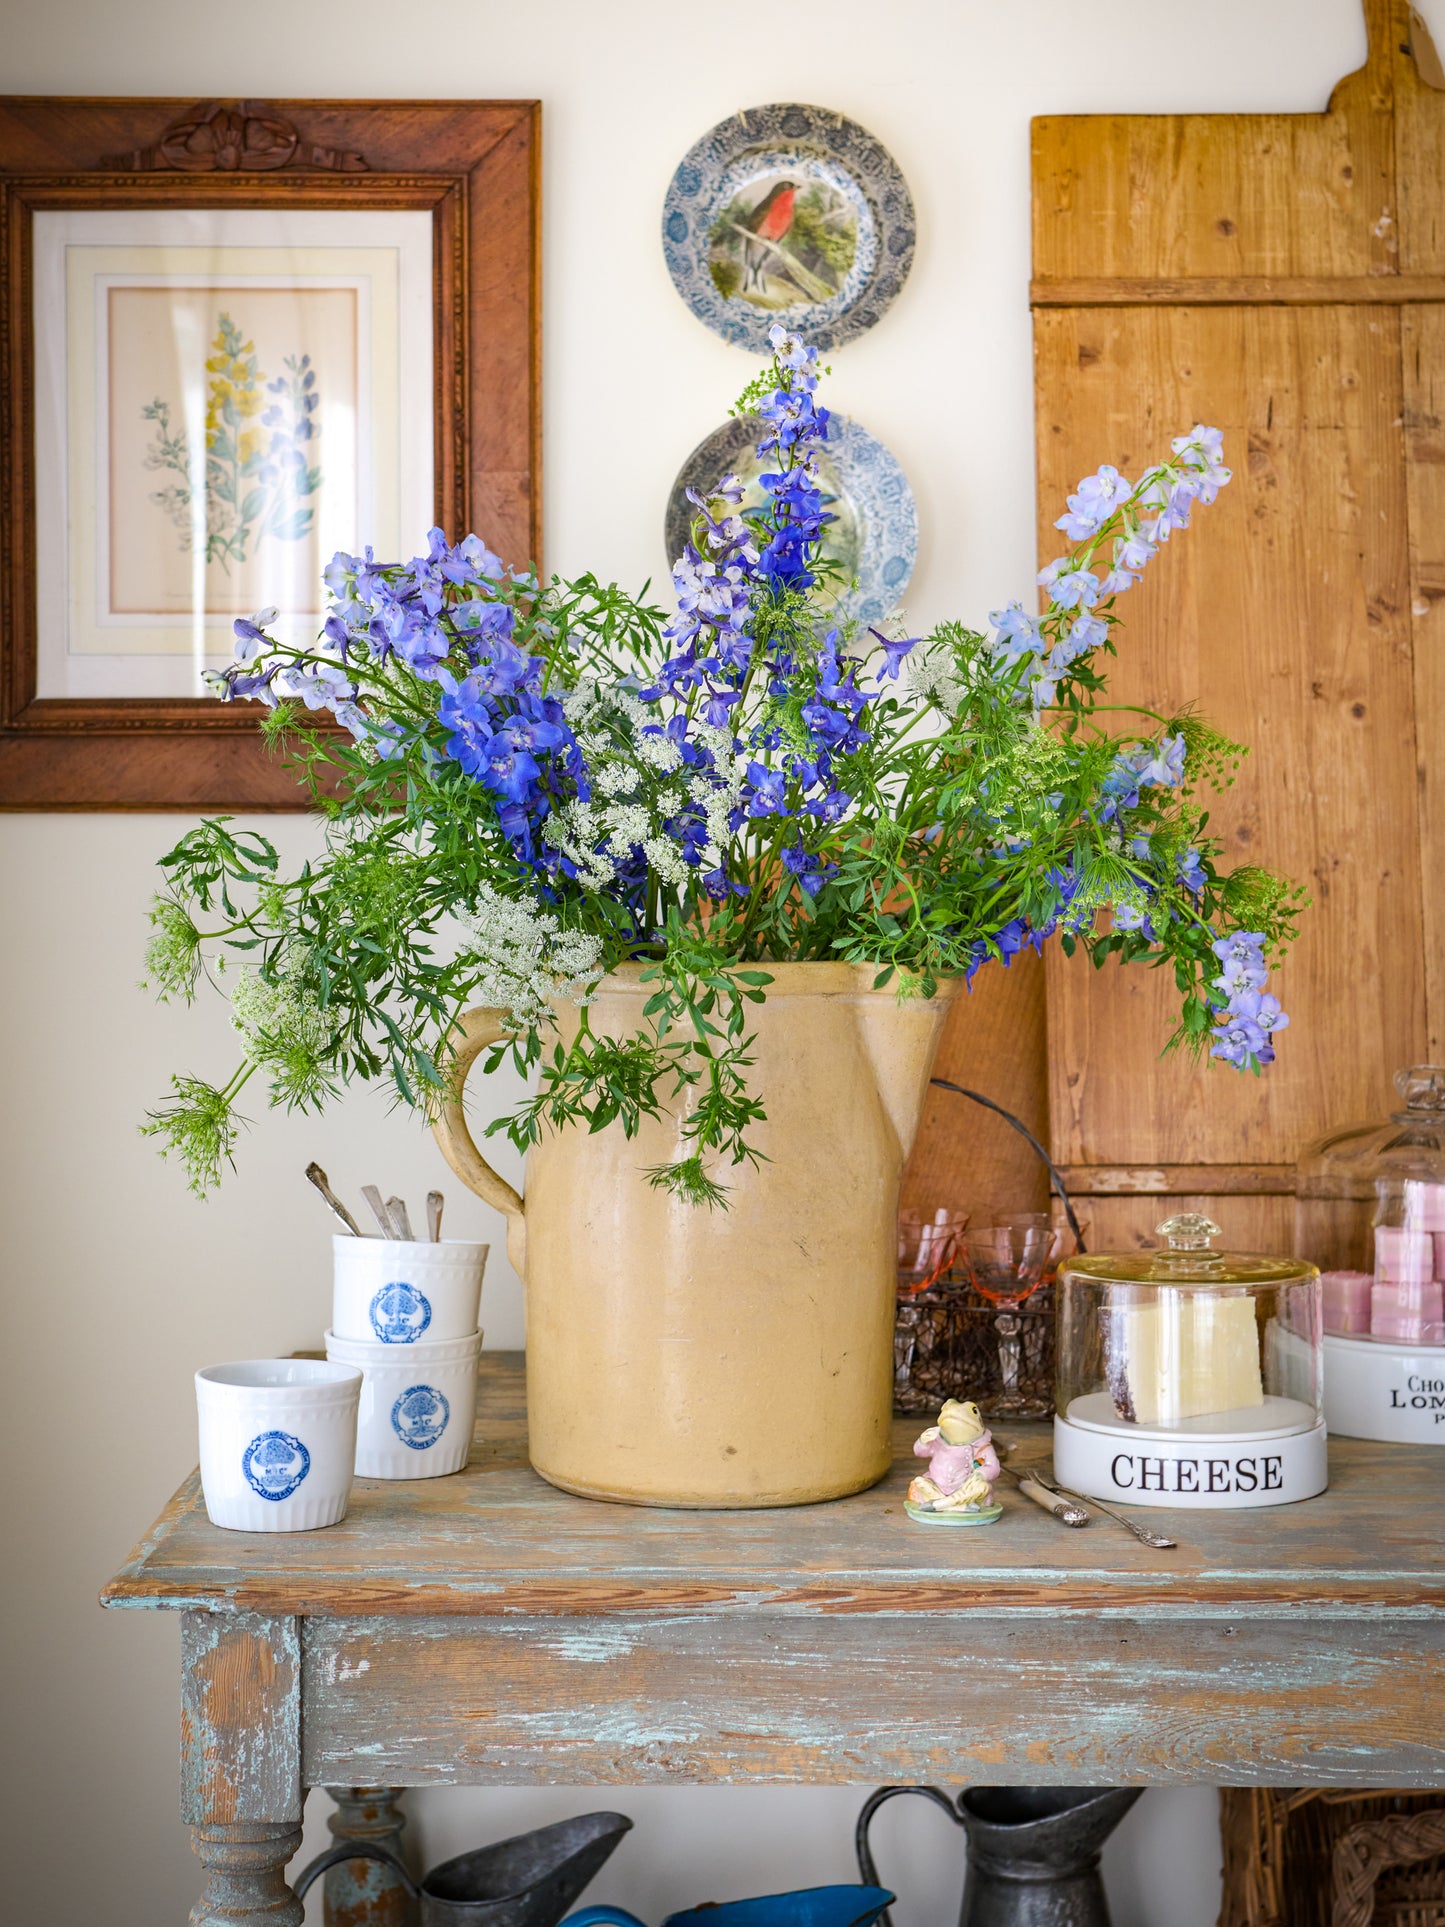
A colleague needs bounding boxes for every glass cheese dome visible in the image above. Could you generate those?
[1053,1213,1325,1509]
[1296,1064,1445,1349]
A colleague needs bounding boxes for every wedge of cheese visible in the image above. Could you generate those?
[1104,1289,1264,1426]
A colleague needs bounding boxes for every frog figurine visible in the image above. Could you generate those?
[905,1398,1003,1526]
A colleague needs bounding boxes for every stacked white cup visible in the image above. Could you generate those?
[326,1235,488,1478]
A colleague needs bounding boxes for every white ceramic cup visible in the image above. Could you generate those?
[325,1327,481,1478]
[196,1359,362,1532]
[332,1235,489,1346]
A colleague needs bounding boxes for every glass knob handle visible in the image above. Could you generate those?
[1156,1211,1221,1249]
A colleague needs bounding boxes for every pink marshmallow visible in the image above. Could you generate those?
[1321,1269,1374,1334]
[1373,1311,1442,1343]
[1403,1179,1445,1232]
[1374,1279,1443,1315]
[1435,1232,1445,1281]
[1372,1280,1445,1342]
[1374,1225,1434,1283]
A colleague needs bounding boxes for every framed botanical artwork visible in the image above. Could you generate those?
[0,96,540,808]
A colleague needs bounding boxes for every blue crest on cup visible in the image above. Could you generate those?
[391,1384,450,1450]
[242,1430,311,1501]
[369,1280,433,1344]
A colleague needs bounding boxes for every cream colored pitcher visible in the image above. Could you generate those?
[432,962,957,1507]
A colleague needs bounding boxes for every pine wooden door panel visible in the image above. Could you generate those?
[1024,0,1445,1248]
[1037,301,1424,1165]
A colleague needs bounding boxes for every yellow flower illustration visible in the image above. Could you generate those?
[142,308,323,573]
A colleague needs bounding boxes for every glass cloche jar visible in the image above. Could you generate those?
[1296,1066,1445,1443]
[1053,1213,1325,1509]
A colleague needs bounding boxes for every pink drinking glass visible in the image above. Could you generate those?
[963,1218,1051,1417]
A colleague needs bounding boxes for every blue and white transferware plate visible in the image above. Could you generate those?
[662,102,915,352]
[665,412,918,626]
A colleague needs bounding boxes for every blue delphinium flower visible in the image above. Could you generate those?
[1208,931,1288,1067]
[1054,464,1132,542]
[1177,845,1207,894]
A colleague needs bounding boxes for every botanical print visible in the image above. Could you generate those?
[708,172,858,309]
[106,284,357,619]
[142,311,322,573]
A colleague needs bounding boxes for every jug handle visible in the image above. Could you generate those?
[291,1841,422,1903]
[558,1911,650,1927]
[856,1785,964,1927]
[430,1006,528,1276]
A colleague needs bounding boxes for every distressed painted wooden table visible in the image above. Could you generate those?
[102,1353,1445,1924]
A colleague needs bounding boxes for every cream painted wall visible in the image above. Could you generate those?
[0,2,1411,1921]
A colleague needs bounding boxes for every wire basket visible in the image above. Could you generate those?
[893,1273,1057,1416]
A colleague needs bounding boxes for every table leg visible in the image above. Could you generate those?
[181,1612,305,1927]
[189,1821,305,1926]
[324,1788,418,1927]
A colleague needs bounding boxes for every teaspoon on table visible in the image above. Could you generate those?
[1033,1468,1178,1550]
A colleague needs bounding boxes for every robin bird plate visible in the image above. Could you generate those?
[662,103,915,352]
[665,411,918,626]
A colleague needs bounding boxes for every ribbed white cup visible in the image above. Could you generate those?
[326,1328,481,1478]
[196,1359,362,1531]
[332,1236,488,1345]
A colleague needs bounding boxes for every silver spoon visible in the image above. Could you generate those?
[387,1195,415,1242]
[360,1185,395,1239]
[995,1461,1090,1526]
[305,1163,363,1238]
[1036,1469,1178,1550]
[426,1190,444,1242]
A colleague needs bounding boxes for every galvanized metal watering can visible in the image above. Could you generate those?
[857,1784,1142,1927]
[294,1811,635,1927]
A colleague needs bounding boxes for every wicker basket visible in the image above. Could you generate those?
[1219,1789,1445,1927]
[893,1274,1056,1416]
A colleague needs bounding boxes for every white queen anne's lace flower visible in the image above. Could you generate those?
[463,884,603,1028]
[231,952,333,1063]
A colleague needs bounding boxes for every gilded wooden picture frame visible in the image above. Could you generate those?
[0,95,540,808]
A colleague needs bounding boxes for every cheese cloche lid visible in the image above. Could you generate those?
[1059,1213,1318,1287]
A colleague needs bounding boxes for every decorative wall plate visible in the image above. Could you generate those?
[665,412,918,627]
[662,102,915,353]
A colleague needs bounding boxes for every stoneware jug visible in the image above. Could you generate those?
[857,1783,1143,1927]
[432,962,958,1507]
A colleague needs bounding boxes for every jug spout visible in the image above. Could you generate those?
[297,1811,635,1927]
[427,1812,634,1927]
[853,979,959,1162]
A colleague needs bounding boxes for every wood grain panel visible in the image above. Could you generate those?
[1079,1194,1295,1258]
[180,1612,302,1826]
[1029,0,1445,1242]
[1036,302,1423,1167]
[300,1613,1444,1790]
[1402,300,1445,1055]
[1030,50,1393,287]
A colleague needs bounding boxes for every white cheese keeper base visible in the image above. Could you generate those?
[196,1359,362,1532]
[1054,1397,1328,1509]
[326,1327,481,1478]
[1324,1333,1445,1442]
[332,1235,488,1345]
